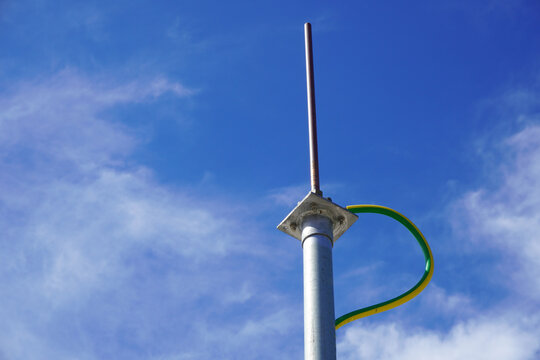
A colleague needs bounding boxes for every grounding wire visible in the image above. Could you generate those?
[334,204,434,330]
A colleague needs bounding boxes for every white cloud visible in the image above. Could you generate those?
[338,314,540,360]
[0,69,190,169]
[337,86,540,360]
[0,70,298,359]
[188,307,303,359]
[420,283,473,316]
[267,184,308,207]
[456,124,540,298]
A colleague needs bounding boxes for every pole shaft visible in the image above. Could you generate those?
[304,23,321,195]
[302,215,336,360]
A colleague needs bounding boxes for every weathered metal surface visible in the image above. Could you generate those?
[302,215,336,360]
[277,192,358,243]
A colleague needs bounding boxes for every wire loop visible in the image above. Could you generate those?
[335,205,434,330]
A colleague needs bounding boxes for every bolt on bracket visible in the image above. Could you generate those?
[277,192,358,243]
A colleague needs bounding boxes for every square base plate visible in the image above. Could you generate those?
[277,192,358,243]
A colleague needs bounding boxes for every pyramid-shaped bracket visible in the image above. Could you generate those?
[277,192,358,243]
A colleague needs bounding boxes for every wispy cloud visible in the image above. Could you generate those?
[0,70,300,359]
[419,284,473,316]
[455,123,540,299]
[338,313,540,360]
[338,83,540,358]
[0,69,191,170]
[267,183,308,207]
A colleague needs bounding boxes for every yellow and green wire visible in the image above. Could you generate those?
[335,204,434,330]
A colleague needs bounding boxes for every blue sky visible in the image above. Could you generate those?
[1,0,540,359]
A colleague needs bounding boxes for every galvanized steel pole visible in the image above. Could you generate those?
[278,22,355,360]
[302,215,337,360]
[277,23,432,360]
[303,22,336,360]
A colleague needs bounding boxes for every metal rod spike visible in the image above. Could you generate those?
[304,22,322,195]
